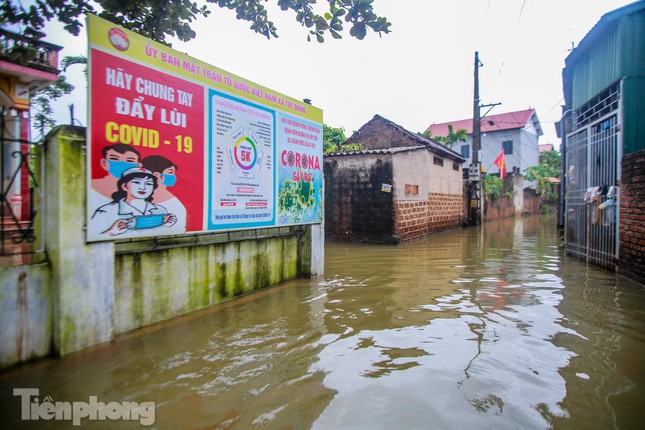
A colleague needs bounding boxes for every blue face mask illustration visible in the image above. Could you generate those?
[108,160,138,178]
[162,174,177,187]
[132,215,165,229]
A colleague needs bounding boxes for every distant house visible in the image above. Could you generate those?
[324,114,465,243]
[539,143,554,153]
[560,0,645,281]
[425,108,543,181]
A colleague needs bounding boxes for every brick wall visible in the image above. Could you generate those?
[484,194,515,221]
[483,188,541,221]
[620,150,645,285]
[395,192,463,241]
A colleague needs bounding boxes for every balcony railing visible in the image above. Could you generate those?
[0,28,61,73]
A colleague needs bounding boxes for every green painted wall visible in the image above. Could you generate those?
[113,235,300,334]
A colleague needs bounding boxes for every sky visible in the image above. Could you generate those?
[41,0,638,147]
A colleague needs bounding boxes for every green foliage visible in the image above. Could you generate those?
[483,173,503,202]
[424,124,468,148]
[31,75,74,137]
[323,123,347,153]
[27,55,86,137]
[539,149,561,170]
[322,124,365,154]
[524,150,561,201]
[330,142,365,154]
[1,0,391,45]
[61,55,88,78]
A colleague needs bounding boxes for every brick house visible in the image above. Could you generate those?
[324,114,465,243]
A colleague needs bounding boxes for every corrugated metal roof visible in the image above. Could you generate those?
[565,0,645,66]
[562,0,645,111]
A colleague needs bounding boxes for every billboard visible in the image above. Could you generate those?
[86,15,323,241]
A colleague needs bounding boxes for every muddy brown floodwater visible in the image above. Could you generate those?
[1,215,644,429]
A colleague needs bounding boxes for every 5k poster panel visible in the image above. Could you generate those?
[208,91,275,230]
[86,14,323,242]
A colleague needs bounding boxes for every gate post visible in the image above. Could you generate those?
[44,126,115,355]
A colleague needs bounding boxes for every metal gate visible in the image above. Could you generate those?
[564,82,621,270]
[1,107,43,264]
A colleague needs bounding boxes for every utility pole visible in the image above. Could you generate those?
[469,51,483,226]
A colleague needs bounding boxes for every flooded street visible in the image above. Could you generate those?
[1,215,644,429]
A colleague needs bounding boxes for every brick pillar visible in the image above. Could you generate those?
[619,150,645,285]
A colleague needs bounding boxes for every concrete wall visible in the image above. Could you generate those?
[324,154,396,243]
[620,150,645,285]
[0,264,51,368]
[44,127,116,356]
[0,126,323,368]
[113,234,301,334]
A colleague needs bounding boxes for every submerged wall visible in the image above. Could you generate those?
[324,154,396,243]
[0,126,322,369]
[113,234,300,334]
[0,264,51,368]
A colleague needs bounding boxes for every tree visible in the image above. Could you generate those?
[321,124,365,154]
[323,123,347,153]
[524,150,561,200]
[28,55,87,137]
[31,75,74,137]
[322,124,366,154]
[1,0,391,45]
[423,124,468,148]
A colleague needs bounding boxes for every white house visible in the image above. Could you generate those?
[425,108,543,181]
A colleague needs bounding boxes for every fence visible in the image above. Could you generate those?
[564,82,621,270]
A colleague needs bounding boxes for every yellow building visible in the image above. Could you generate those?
[1,28,61,258]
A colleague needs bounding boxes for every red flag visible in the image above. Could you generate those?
[494,150,507,179]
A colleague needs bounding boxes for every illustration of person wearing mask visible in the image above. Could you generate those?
[141,155,187,233]
[91,143,141,211]
[91,167,176,237]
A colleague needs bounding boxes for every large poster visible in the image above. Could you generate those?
[87,15,322,242]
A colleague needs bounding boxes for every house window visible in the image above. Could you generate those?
[433,156,444,166]
[503,140,513,155]
[460,145,470,158]
[453,162,459,171]
[405,184,419,195]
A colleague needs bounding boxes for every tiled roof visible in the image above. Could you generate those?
[342,114,466,162]
[424,108,542,137]
[325,145,429,157]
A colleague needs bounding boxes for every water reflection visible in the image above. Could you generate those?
[0,215,643,429]
[313,217,577,429]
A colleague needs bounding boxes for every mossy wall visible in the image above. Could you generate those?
[0,126,320,368]
[44,126,115,356]
[113,235,300,334]
[0,264,51,369]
